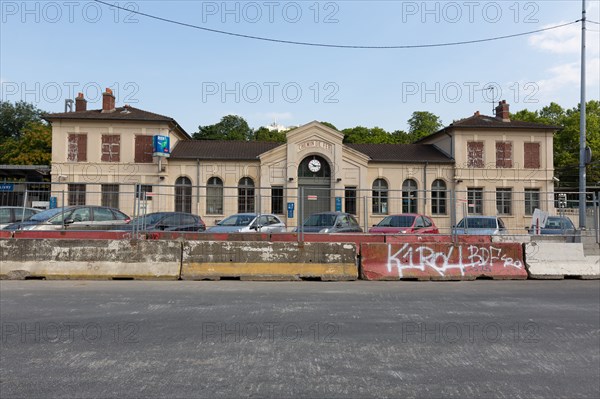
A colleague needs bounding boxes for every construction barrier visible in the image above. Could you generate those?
[0,239,181,280]
[269,233,384,254]
[360,242,527,281]
[181,241,358,281]
[524,242,600,279]
[385,234,492,244]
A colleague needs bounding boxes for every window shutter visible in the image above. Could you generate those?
[68,134,87,162]
[524,143,540,168]
[468,142,484,168]
[102,135,120,162]
[135,136,153,163]
[496,142,512,168]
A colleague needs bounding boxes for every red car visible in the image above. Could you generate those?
[369,213,439,234]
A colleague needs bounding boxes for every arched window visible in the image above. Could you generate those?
[402,179,418,213]
[372,179,388,214]
[175,176,192,213]
[206,177,223,215]
[238,177,255,213]
[431,179,447,215]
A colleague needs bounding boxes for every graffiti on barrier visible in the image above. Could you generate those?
[387,243,523,277]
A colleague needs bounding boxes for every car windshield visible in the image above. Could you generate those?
[219,214,255,226]
[378,215,415,227]
[130,213,166,225]
[29,207,69,221]
[458,218,497,229]
[303,214,336,227]
[546,217,573,229]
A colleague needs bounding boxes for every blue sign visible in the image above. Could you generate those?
[153,135,170,157]
[0,183,14,192]
[335,197,342,212]
[287,202,295,218]
[49,197,57,209]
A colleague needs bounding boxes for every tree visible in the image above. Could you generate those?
[512,100,600,187]
[407,111,443,142]
[193,115,253,141]
[252,126,286,143]
[0,101,45,140]
[0,122,52,165]
[319,121,338,131]
[342,126,402,144]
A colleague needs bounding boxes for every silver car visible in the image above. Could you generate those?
[207,213,286,233]
[4,206,130,230]
[0,206,41,229]
[452,216,507,235]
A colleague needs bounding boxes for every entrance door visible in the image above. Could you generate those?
[297,155,331,220]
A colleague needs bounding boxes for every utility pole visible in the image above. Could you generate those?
[579,0,587,229]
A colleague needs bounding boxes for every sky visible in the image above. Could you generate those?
[1,0,599,135]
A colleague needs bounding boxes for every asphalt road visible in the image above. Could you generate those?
[1,280,599,399]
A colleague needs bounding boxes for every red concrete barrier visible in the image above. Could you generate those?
[0,231,12,239]
[361,242,527,281]
[270,233,384,254]
[384,235,492,244]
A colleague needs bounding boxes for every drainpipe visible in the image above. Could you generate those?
[423,162,428,213]
[196,159,200,207]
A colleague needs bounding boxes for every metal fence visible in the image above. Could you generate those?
[1,182,599,238]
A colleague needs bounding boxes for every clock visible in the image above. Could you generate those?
[308,159,321,173]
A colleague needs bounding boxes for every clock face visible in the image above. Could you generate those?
[308,159,321,173]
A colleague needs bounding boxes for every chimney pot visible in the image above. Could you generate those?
[102,88,116,113]
[495,100,510,122]
[75,92,87,112]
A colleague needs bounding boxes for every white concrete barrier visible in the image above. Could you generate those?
[0,240,181,280]
[525,242,600,279]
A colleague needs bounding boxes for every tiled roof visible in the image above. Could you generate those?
[171,140,283,160]
[43,106,190,137]
[345,143,454,163]
[450,114,560,129]
[171,140,453,163]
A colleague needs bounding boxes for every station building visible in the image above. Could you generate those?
[45,90,559,231]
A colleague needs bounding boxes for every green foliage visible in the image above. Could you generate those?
[342,126,404,144]
[407,111,443,142]
[512,100,600,186]
[252,126,286,143]
[0,100,45,140]
[319,121,338,131]
[193,115,253,141]
[0,122,52,165]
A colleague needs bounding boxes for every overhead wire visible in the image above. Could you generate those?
[93,0,580,49]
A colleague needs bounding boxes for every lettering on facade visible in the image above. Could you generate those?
[387,243,523,278]
[297,140,333,154]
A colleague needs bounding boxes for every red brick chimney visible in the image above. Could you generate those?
[495,100,510,122]
[75,92,87,112]
[102,88,116,113]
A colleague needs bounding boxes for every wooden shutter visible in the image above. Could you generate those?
[68,134,87,162]
[524,143,540,168]
[496,142,512,168]
[467,142,484,168]
[101,135,120,162]
[135,136,153,163]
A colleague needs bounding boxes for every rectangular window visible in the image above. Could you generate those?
[345,187,357,215]
[525,189,540,215]
[207,185,223,215]
[134,135,153,163]
[496,188,513,215]
[101,135,120,162]
[101,184,119,209]
[524,142,541,168]
[271,186,284,215]
[68,184,86,206]
[431,191,447,215]
[135,184,153,201]
[496,141,513,168]
[67,134,87,162]
[467,188,483,215]
[467,141,484,168]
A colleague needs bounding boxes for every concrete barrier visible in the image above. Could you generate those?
[361,242,527,281]
[524,242,600,279]
[385,235,492,244]
[181,241,358,281]
[0,239,181,280]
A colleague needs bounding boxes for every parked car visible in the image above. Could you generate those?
[452,216,507,235]
[207,213,286,233]
[0,206,41,229]
[117,212,206,232]
[527,216,576,235]
[3,206,130,230]
[294,212,363,233]
[369,213,439,234]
